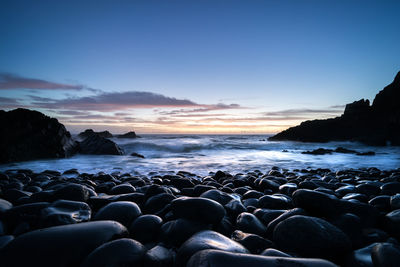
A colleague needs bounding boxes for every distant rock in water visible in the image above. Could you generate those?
[301,147,375,156]
[79,134,124,155]
[0,108,78,163]
[269,71,400,146]
[130,152,145,158]
[78,129,113,139]
[117,131,139,138]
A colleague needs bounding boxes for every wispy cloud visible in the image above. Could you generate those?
[0,73,88,90]
[263,107,343,117]
[31,91,242,111]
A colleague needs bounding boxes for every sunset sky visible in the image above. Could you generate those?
[1,0,399,134]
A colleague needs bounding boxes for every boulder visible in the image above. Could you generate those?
[78,129,113,139]
[0,108,77,163]
[117,131,138,138]
[79,134,124,155]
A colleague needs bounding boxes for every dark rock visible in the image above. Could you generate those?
[371,242,400,267]
[171,197,226,225]
[302,148,333,155]
[356,151,376,156]
[344,243,375,267]
[41,199,91,227]
[53,183,90,202]
[381,182,400,195]
[390,194,400,209]
[0,235,14,250]
[79,134,123,155]
[94,201,141,227]
[266,208,307,238]
[78,129,113,139]
[224,199,246,218]
[254,208,285,226]
[261,248,291,257]
[236,212,267,236]
[160,218,210,247]
[117,131,138,138]
[292,189,341,218]
[258,194,292,209]
[383,209,400,239]
[129,214,163,244]
[269,72,400,146]
[176,230,248,267]
[0,221,128,267]
[109,184,136,195]
[187,249,338,267]
[144,193,175,214]
[0,108,77,163]
[81,238,146,267]
[144,244,175,267]
[0,198,13,213]
[199,189,234,205]
[273,215,352,261]
[130,152,145,158]
[335,147,357,154]
[231,230,273,254]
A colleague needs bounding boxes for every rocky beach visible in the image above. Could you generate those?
[1,167,400,266]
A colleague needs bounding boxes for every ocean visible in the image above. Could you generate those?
[1,134,399,176]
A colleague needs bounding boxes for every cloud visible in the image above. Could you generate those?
[0,97,20,104]
[31,91,234,111]
[158,103,243,116]
[0,73,87,90]
[263,107,343,117]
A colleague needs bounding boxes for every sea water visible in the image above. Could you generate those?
[1,135,399,176]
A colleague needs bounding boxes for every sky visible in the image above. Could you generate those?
[0,0,399,134]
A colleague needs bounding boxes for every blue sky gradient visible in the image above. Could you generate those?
[0,0,399,133]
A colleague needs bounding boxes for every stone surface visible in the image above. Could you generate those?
[79,134,124,155]
[94,201,141,227]
[0,220,128,266]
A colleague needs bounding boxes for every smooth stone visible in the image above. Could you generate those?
[3,202,49,231]
[383,209,400,239]
[369,195,391,211]
[144,193,176,214]
[292,189,340,218]
[253,209,285,226]
[171,197,226,225]
[0,221,128,267]
[279,183,298,195]
[187,249,338,267]
[266,208,307,238]
[129,214,163,244]
[371,242,400,267]
[224,199,246,218]
[0,198,12,213]
[176,230,249,267]
[242,197,259,208]
[193,185,216,196]
[236,212,267,236]
[160,218,211,247]
[3,189,32,203]
[390,194,400,210]
[242,190,264,199]
[258,178,280,192]
[53,183,90,202]
[273,215,352,261]
[144,244,175,267]
[381,182,400,196]
[81,238,146,267]
[0,235,14,250]
[231,230,273,254]
[41,199,91,227]
[200,189,234,205]
[258,194,292,209]
[261,248,291,257]
[344,243,375,267]
[94,201,141,227]
[109,184,136,195]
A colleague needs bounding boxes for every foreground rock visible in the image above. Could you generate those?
[0,108,77,163]
[187,249,338,267]
[0,221,128,266]
[269,71,400,145]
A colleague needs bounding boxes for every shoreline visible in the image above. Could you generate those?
[1,167,400,266]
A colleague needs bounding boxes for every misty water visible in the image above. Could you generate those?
[1,135,399,176]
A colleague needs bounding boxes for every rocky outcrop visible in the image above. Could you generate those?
[78,129,113,139]
[78,134,124,155]
[117,131,138,138]
[0,108,78,163]
[269,72,400,146]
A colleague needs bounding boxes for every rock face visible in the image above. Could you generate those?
[269,71,400,146]
[78,129,113,139]
[0,108,77,163]
[117,131,138,138]
[78,134,124,155]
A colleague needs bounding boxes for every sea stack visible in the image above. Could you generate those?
[269,71,400,146]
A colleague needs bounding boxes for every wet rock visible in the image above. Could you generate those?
[78,129,113,139]
[176,230,249,267]
[79,134,123,155]
[236,212,267,236]
[144,244,175,267]
[200,189,233,205]
[129,214,163,244]
[171,197,226,225]
[0,198,12,213]
[41,199,91,227]
[0,221,128,266]
[109,184,136,195]
[302,148,333,155]
[94,201,141,227]
[371,242,400,267]
[383,209,400,240]
[53,183,90,202]
[231,230,273,254]
[130,152,145,158]
[292,189,340,218]
[258,194,292,209]
[160,218,210,247]
[266,208,307,238]
[81,238,146,267]
[261,248,291,257]
[187,249,338,267]
[273,215,351,261]
[390,194,400,209]
[117,131,138,138]
[381,182,400,195]
[224,199,246,218]
[144,193,175,214]
[0,235,14,250]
